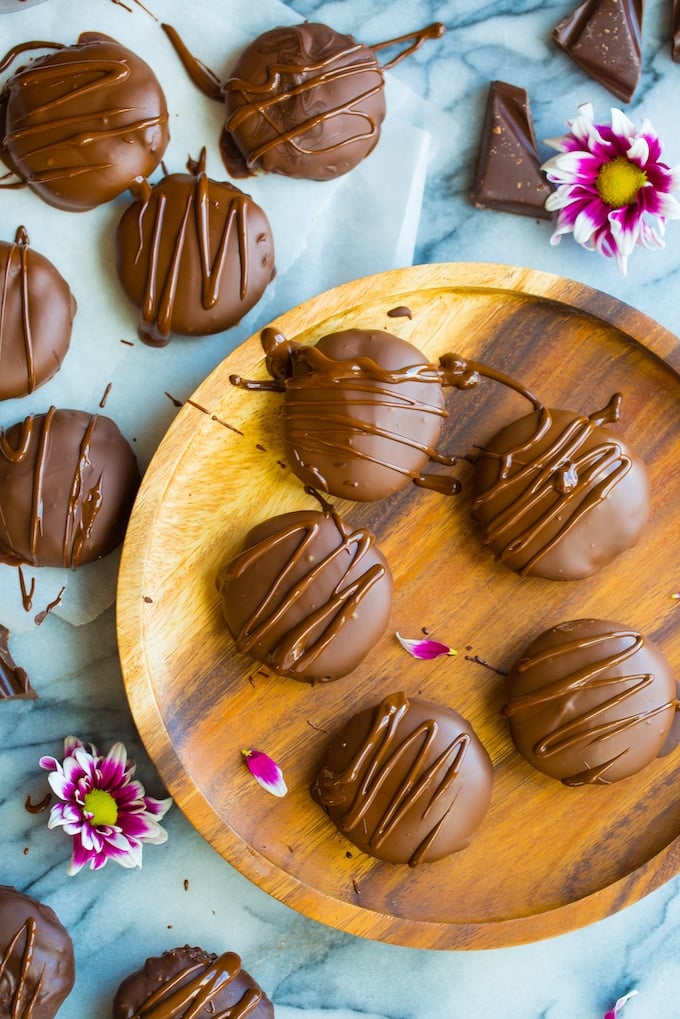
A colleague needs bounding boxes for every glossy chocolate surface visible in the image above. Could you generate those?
[0,226,75,400]
[311,691,494,865]
[216,504,393,683]
[503,619,679,786]
[115,150,275,346]
[0,407,140,569]
[472,394,650,580]
[221,22,387,180]
[232,328,467,501]
[0,32,169,211]
[0,623,35,699]
[0,884,75,1019]
[112,945,274,1019]
[552,0,643,103]
[471,80,553,219]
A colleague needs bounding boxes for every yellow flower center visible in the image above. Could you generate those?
[83,789,118,827]
[596,156,647,208]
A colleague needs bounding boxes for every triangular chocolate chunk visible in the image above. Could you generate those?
[552,0,643,103]
[0,624,36,700]
[470,80,553,219]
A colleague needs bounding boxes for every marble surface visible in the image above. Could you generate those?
[2,0,680,1016]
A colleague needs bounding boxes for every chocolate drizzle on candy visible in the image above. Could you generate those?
[472,393,650,580]
[0,885,75,1019]
[0,624,35,700]
[0,33,169,211]
[502,620,680,786]
[231,329,485,501]
[311,691,494,865]
[0,227,76,401]
[0,407,140,569]
[115,149,275,346]
[162,21,444,181]
[112,945,274,1019]
[216,495,392,683]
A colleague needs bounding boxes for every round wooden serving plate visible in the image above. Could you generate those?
[117,263,680,950]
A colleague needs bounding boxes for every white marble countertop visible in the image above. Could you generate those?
[2,0,680,1016]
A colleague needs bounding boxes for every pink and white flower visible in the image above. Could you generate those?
[39,736,172,876]
[542,103,680,273]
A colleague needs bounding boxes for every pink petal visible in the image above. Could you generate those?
[603,989,638,1018]
[242,749,287,797]
[395,632,458,660]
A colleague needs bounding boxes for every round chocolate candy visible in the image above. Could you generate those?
[221,22,387,180]
[502,618,680,786]
[472,394,650,579]
[311,691,494,865]
[216,504,393,683]
[115,150,275,346]
[231,328,463,501]
[0,32,169,211]
[0,407,140,569]
[113,946,273,1019]
[0,227,76,400]
[0,885,75,1019]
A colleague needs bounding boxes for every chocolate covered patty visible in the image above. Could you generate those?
[0,226,76,400]
[221,22,387,180]
[231,328,470,501]
[112,945,273,1019]
[115,150,275,346]
[0,407,140,568]
[311,691,494,865]
[472,394,650,579]
[502,619,680,786]
[0,32,169,211]
[216,503,393,683]
[0,884,75,1019]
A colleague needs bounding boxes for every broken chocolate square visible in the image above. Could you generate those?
[552,0,643,103]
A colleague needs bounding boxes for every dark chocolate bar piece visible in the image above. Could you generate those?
[552,0,643,103]
[673,0,680,62]
[0,624,36,700]
[470,80,553,219]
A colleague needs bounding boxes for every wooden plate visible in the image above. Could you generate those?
[117,263,680,949]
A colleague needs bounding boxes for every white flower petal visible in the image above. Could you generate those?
[610,107,636,143]
[627,136,649,166]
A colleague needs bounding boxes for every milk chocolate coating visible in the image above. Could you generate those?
[115,151,275,346]
[0,32,169,211]
[0,623,35,699]
[472,394,650,580]
[311,691,494,865]
[233,327,462,501]
[221,22,386,180]
[503,619,679,786]
[0,885,75,1019]
[471,80,553,219]
[216,505,393,683]
[0,227,76,400]
[112,945,273,1019]
[552,0,643,104]
[0,407,140,569]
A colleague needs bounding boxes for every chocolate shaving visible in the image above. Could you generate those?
[0,624,36,700]
[471,80,552,219]
[552,0,643,103]
[25,792,51,813]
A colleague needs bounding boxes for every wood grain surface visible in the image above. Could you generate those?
[117,263,680,949]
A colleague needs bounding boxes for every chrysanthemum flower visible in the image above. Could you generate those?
[39,736,172,876]
[541,103,680,273]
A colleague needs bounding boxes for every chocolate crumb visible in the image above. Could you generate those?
[183,878,189,891]
[386,305,413,319]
